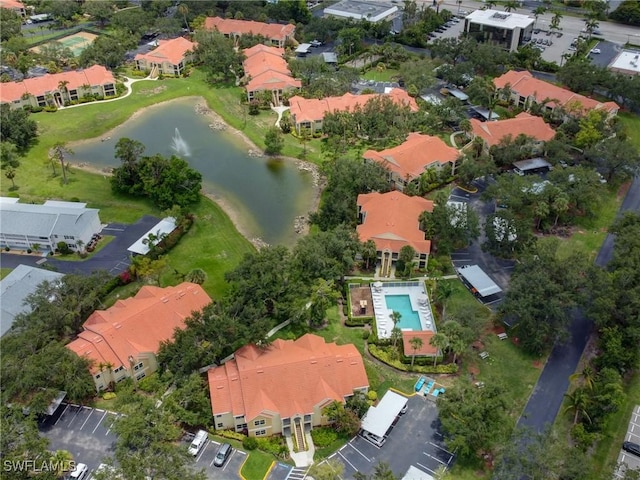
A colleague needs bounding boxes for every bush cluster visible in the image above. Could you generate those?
[217,430,246,441]
[368,344,458,374]
[310,427,338,447]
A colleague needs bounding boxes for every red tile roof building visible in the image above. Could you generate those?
[0,0,26,16]
[242,44,301,104]
[357,191,434,275]
[207,334,368,437]
[0,65,116,110]
[67,283,211,392]
[288,88,419,134]
[470,112,556,148]
[135,37,195,76]
[363,133,460,191]
[494,70,619,118]
[204,17,296,48]
[402,331,438,357]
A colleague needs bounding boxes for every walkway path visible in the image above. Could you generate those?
[58,75,156,111]
[270,104,289,128]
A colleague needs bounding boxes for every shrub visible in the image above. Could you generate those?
[242,437,259,450]
[102,392,116,400]
[4,246,10,251]
[43,105,58,112]
[70,197,80,202]
[56,241,72,255]
[248,101,260,115]
[367,391,377,401]
[26,248,32,254]
[310,427,338,447]
[218,430,246,441]
[256,436,288,458]
[362,330,370,340]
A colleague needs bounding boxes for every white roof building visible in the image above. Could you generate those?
[608,49,640,76]
[361,390,408,440]
[464,10,534,52]
[324,0,398,22]
[127,217,177,255]
[0,265,64,336]
[0,198,101,252]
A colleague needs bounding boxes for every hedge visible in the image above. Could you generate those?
[217,430,246,441]
[345,316,373,327]
[368,344,458,374]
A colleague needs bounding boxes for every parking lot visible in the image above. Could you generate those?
[615,405,640,478]
[327,394,454,479]
[190,436,247,480]
[39,404,119,478]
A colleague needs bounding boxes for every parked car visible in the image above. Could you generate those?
[68,464,88,480]
[591,48,601,54]
[310,39,323,47]
[623,441,640,457]
[213,443,232,467]
[400,404,408,415]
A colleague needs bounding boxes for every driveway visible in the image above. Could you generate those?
[615,405,640,478]
[519,176,640,433]
[327,394,454,479]
[0,215,160,276]
[449,178,516,308]
[39,404,119,477]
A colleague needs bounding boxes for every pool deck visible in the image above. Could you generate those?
[370,282,436,339]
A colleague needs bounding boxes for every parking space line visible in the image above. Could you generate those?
[196,440,209,462]
[67,406,83,427]
[80,409,94,430]
[346,443,370,462]
[428,442,455,457]
[222,450,236,471]
[105,413,118,435]
[422,451,447,466]
[55,404,70,426]
[337,450,358,472]
[92,411,108,434]
[416,462,436,474]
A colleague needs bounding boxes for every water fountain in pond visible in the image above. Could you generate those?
[170,127,191,157]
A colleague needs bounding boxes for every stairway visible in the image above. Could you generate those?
[149,64,159,79]
[293,418,307,452]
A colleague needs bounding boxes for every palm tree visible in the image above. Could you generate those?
[49,450,74,478]
[563,388,591,425]
[409,336,423,367]
[504,1,518,12]
[31,243,41,254]
[584,18,599,39]
[177,3,190,33]
[435,281,454,320]
[390,311,402,347]
[429,332,449,367]
[550,11,563,34]
[391,327,403,351]
[75,239,85,252]
[532,6,546,29]
[450,337,466,364]
[484,0,497,9]
[57,79,69,104]
[5,167,16,189]
[48,142,73,184]
[185,268,207,285]
[570,366,595,391]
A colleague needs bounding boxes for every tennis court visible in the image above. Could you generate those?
[32,31,98,57]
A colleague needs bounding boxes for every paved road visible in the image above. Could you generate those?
[518,176,640,433]
[0,215,160,276]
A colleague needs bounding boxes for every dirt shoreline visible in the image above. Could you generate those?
[69,96,324,249]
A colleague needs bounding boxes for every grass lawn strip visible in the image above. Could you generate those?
[0,268,12,280]
[56,235,115,261]
[209,435,278,479]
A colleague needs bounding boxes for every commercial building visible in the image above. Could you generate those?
[324,0,398,22]
[494,70,619,118]
[0,65,117,109]
[67,283,211,392]
[204,17,295,48]
[363,132,460,191]
[357,191,433,274]
[242,44,301,104]
[0,198,101,253]
[288,88,418,134]
[135,37,195,77]
[207,334,368,438]
[464,9,533,52]
[0,265,63,337]
[608,49,640,77]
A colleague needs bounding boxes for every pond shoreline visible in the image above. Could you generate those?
[70,96,323,249]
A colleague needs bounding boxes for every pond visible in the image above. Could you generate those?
[70,97,315,246]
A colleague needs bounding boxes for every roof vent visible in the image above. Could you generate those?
[161,297,169,303]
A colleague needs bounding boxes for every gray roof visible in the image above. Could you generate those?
[0,265,63,336]
[322,52,338,63]
[513,157,552,171]
[0,201,100,238]
[361,390,408,438]
[457,265,502,297]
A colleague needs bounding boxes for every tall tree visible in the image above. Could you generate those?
[409,336,423,367]
[193,30,244,84]
[48,142,73,184]
[0,104,38,153]
[0,7,22,41]
[429,332,448,367]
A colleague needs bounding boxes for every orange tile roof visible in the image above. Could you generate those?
[204,16,295,42]
[134,37,195,66]
[357,191,433,255]
[494,70,619,115]
[470,112,556,147]
[0,0,24,11]
[67,283,211,373]
[243,44,301,93]
[0,65,115,103]
[289,88,419,123]
[207,334,368,421]
[364,132,459,180]
[402,330,438,356]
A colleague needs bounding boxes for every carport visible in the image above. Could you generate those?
[360,391,408,445]
[457,265,502,297]
[512,157,552,176]
[469,106,500,121]
[127,217,176,255]
[295,44,311,56]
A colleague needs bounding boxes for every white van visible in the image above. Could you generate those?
[68,463,88,480]
[188,430,208,456]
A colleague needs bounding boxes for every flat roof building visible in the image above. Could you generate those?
[324,0,398,22]
[457,265,502,297]
[608,49,640,76]
[464,9,533,52]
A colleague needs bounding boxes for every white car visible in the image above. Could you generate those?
[591,48,601,54]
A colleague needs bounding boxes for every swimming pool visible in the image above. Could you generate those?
[384,295,422,330]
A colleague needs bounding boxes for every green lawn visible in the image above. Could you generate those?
[619,112,640,152]
[56,235,115,261]
[209,435,277,480]
[0,268,12,280]
[362,68,400,83]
